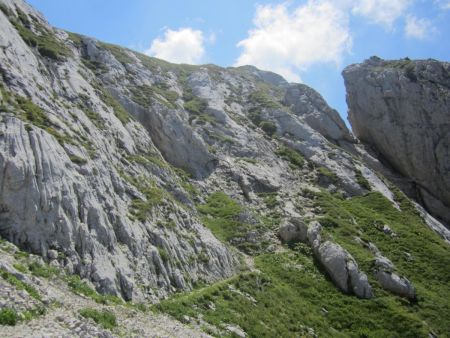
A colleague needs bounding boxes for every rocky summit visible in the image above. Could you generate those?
[0,0,449,337]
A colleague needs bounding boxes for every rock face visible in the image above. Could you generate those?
[283,83,354,145]
[0,0,447,310]
[343,57,450,225]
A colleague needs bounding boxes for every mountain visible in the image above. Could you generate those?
[0,1,449,337]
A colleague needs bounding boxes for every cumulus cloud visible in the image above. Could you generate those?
[146,28,205,64]
[351,0,412,27]
[404,15,437,39]
[234,2,352,82]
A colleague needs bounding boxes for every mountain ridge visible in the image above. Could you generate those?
[0,0,449,337]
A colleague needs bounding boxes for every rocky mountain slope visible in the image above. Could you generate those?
[0,0,449,337]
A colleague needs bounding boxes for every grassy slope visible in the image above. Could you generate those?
[157,190,450,337]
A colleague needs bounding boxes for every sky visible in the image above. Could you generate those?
[28,0,450,126]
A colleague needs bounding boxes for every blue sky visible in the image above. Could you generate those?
[28,0,450,126]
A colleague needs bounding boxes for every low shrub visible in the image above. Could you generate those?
[79,308,117,330]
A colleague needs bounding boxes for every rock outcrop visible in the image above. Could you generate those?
[343,56,450,225]
[316,241,373,299]
[0,0,446,313]
[373,255,416,300]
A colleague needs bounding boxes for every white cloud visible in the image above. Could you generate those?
[234,2,352,82]
[146,28,205,64]
[404,15,437,39]
[351,0,412,27]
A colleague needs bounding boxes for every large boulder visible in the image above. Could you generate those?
[373,255,416,300]
[343,57,450,225]
[316,241,373,299]
[278,218,308,243]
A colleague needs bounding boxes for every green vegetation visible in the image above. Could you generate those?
[197,192,243,243]
[173,167,199,197]
[0,269,41,301]
[275,146,305,169]
[355,168,371,191]
[69,155,87,165]
[11,8,70,61]
[82,59,107,74]
[28,261,59,278]
[317,166,338,182]
[12,261,58,278]
[249,90,281,109]
[237,157,258,165]
[134,51,198,75]
[66,31,83,48]
[183,89,208,115]
[66,275,122,305]
[125,154,169,169]
[259,192,279,209]
[259,121,277,136]
[99,42,135,65]
[83,109,105,130]
[0,308,18,326]
[0,3,11,16]
[79,308,117,330]
[94,84,131,124]
[131,84,178,109]
[1,91,73,145]
[12,263,28,273]
[158,250,432,337]
[158,190,450,337]
[21,306,46,321]
[197,192,270,253]
[129,179,166,222]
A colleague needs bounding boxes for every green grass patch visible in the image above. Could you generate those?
[313,190,450,336]
[11,9,70,61]
[0,269,41,301]
[355,168,371,191]
[158,250,432,337]
[4,92,73,145]
[12,263,28,273]
[184,96,208,115]
[159,189,450,337]
[66,275,122,305]
[83,109,105,130]
[197,192,270,253]
[197,192,243,243]
[93,84,131,124]
[258,192,279,209]
[275,146,305,169]
[259,120,277,136]
[79,308,117,330]
[317,167,338,182]
[99,42,135,65]
[0,308,18,326]
[249,90,281,109]
[28,261,59,278]
[131,84,178,109]
[69,155,87,165]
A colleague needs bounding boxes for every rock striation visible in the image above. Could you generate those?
[0,0,447,314]
[343,56,450,226]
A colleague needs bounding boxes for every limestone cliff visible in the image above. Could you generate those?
[0,1,449,337]
[344,56,450,226]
